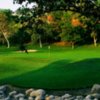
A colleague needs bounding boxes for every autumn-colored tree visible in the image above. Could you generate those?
[47,14,54,24]
[71,18,82,27]
[59,11,85,49]
[13,0,99,46]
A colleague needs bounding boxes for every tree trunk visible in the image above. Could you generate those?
[71,41,74,49]
[48,45,51,57]
[3,33,10,48]
[93,37,97,47]
[39,35,42,48]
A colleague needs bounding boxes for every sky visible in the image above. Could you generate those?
[0,0,21,11]
[0,0,99,12]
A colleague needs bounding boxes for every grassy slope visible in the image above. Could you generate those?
[0,46,100,89]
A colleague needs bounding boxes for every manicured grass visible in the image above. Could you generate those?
[0,46,100,89]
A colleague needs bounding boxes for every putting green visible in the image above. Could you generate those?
[0,46,100,89]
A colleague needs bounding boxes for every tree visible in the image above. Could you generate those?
[13,0,99,47]
[61,25,83,49]
[91,31,97,47]
[13,0,99,20]
[0,9,23,47]
[0,11,11,48]
[79,15,100,46]
[10,7,35,46]
[59,11,85,49]
[90,20,100,47]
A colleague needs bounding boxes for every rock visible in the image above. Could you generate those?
[45,95,50,100]
[28,96,34,100]
[85,94,94,100]
[0,91,4,99]
[94,98,98,100]
[26,88,34,95]
[29,89,45,97]
[55,96,62,100]
[49,95,55,99]
[91,84,100,93]
[14,93,25,100]
[45,95,55,100]
[75,96,83,100]
[0,85,8,93]
[8,90,17,96]
[35,95,45,100]
[4,96,11,100]
[62,94,72,99]
[91,93,100,99]
[19,97,25,100]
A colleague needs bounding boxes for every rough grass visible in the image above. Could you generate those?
[0,46,100,90]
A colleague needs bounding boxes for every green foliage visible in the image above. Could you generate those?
[10,28,31,45]
[0,4,99,47]
[59,11,84,46]
[13,0,99,19]
[0,10,11,48]
[11,0,100,47]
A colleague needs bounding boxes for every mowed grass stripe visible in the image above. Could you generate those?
[0,47,100,89]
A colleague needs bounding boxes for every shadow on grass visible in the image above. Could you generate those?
[0,58,100,90]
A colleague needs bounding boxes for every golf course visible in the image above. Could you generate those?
[0,46,100,90]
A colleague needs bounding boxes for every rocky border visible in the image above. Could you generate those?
[0,84,100,100]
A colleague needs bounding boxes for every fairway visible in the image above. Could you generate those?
[0,46,100,90]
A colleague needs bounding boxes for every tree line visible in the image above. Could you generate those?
[0,0,100,48]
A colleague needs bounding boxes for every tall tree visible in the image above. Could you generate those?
[59,11,85,48]
[0,11,11,48]
[13,0,100,19]
[13,0,100,47]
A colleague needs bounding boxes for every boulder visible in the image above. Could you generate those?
[35,95,45,100]
[14,93,25,99]
[4,97,10,100]
[19,97,25,100]
[8,90,17,96]
[0,85,8,92]
[94,98,98,100]
[85,94,94,100]
[28,96,34,100]
[91,84,100,93]
[91,93,100,99]
[29,89,45,97]
[62,94,72,99]
[26,88,34,95]
[75,96,83,100]
[0,91,5,99]
[45,95,55,100]
[55,96,62,100]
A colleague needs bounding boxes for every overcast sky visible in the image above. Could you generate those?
[0,0,21,11]
[0,0,36,12]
